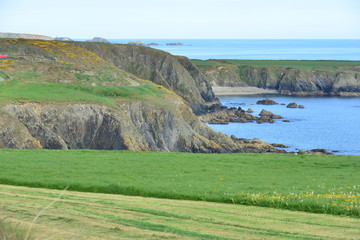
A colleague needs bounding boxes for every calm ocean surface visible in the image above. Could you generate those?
[210,95,360,155]
[109,39,360,60]
[107,39,360,155]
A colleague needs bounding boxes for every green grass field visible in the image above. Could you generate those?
[0,39,177,109]
[1,184,360,240]
[0,79,167,107]
[191,59,360,71]
[0,149,359,217]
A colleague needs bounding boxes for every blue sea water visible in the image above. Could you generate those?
[106,39,360,155]
[210,95,360,155]
[109,39,360,60]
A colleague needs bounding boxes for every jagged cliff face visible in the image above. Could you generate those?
[0,101,278,153]
[73,42,218,111]
[0,39,282,153]
[199,64,360,96]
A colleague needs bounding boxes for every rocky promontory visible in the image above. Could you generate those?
[54,37,73,41]
[199,104,283,125]
[0,32,53,40]
[0,38,284,154]
[194,60,360,96]
[88,37,110,43]
[74,42,217,113]
[0,101,283,153]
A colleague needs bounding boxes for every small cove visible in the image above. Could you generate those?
[208,94,360,155]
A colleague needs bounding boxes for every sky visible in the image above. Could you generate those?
[1,0,359,39]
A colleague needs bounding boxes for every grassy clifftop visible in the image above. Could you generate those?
[0,39,177,108]
[193,59,360,95]
[193,59,360,71]
[1,39,276,153]
[73,41,218,110]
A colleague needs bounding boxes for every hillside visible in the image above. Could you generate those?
[0,39,279,153]
[73,42,217,112]
[193,59,360,96]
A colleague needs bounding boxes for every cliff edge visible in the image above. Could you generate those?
[194,60,360,96]
[0,39,280,153]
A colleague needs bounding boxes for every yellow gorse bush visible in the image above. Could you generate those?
[7,39,104,66]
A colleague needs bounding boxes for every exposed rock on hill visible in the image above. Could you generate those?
[0,39,286,153]
[73,42,217,112]
[0,102,282,153]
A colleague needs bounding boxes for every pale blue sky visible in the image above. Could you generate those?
[1,0,359,39]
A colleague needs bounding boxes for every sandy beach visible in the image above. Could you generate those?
[212,86,278,96]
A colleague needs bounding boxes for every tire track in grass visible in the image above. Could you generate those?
[1,185,360,240]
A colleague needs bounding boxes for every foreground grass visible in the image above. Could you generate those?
[0,218,29,240]
[0,149,359,217]
[1,184,360,240]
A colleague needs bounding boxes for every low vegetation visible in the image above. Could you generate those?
[0,218,29,240]
[1,184,360,240]
[192,59,360,71]
[0,39,178,109]
[0,149,359,217]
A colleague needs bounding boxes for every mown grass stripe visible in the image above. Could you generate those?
[2,185,360,240]
[71,206,322,240]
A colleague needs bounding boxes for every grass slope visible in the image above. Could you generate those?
[192,59,360,71]
[1,184,360,240]
[0,39,178,109]
[0,149,359,217]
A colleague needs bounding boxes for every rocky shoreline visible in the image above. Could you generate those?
[212,87,360,97]
[212,87,278,96]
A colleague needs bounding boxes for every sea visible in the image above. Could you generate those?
[108,39,360,155]
[109,39,360,60]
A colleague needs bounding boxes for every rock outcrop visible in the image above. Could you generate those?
[298,149,333,155]
[88,37,110,43]
[0,39,289,154]
[54,37,73,41]
[0,102,283,153]
[286,102,305,108]
[73,42,218,113]
[257,110,282,124]
[256,99,278,105]
[200,105,257,124]
[197,63,360,96]
[199,104,283,125]
[128,41,146,46]
[286,102,298,108]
